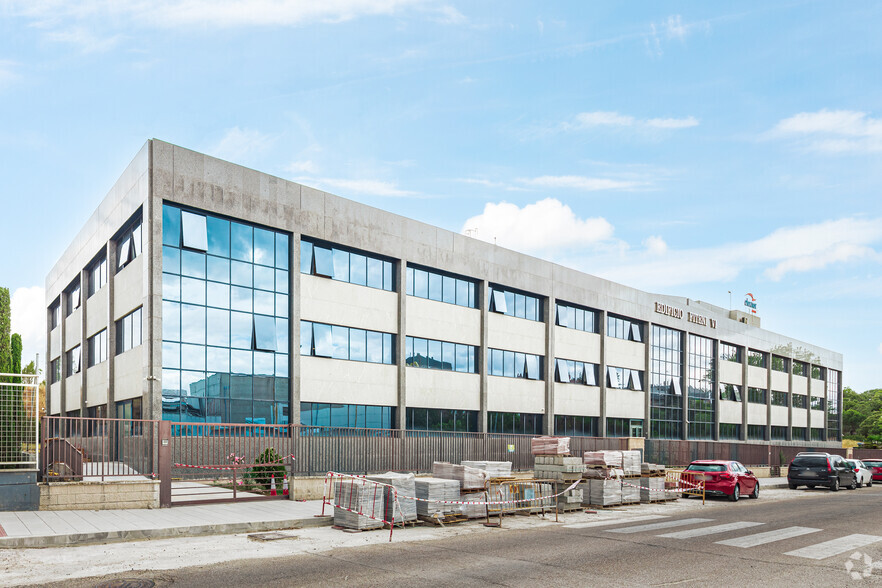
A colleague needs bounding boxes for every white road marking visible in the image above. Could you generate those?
[716,526,821,548]
[606,518,714,534]
[563,515,669,529]
[657,521,765,539]
[785,534,882,560]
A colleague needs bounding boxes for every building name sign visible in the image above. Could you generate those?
[654,302,716,329]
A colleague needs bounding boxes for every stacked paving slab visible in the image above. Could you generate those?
[333,479,386,530]
[414,478,461,518]
[366,472,418,523]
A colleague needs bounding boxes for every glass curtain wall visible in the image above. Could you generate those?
[651,325,683,439]
[161,204,290,424]
[687,334,715,439]
[827,369,841,441]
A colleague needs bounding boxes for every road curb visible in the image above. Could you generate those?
[0,515,334,549]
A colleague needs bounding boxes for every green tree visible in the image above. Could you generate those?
[0,287,9,377]
[10,333,21,384]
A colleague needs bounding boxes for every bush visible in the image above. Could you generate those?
[248,448,286,492]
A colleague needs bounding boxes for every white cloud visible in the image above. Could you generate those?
[44,27,121,53]
[878,343,882,355]
[208,127,275,163]
[461,198,615,255]
[643,236,668,256]
[11,286,46,374]
[298,177,417,197]
[518,175,646,191]
[7,0,458,29]
[645,14,710,57]
[589,217,882,289]
[767,109,882,153]
[564,111,699,132]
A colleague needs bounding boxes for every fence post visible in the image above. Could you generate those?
[159,420,171,507]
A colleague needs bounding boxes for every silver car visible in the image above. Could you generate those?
[846,459,874,488]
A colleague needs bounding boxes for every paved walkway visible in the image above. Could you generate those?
[0,477,792,549]
[0,499,332,548]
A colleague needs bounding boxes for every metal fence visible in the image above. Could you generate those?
[644,439,848,467]
[41,416,159,481]
[0,373,39,470]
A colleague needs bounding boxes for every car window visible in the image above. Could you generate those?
[864,461,882,467]
[686,464,726,472]
[792,456,827,467]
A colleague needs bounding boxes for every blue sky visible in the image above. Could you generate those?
[1,1,880,391]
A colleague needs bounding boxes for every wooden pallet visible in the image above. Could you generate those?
[584,503,625,509]
[419,514,468,526]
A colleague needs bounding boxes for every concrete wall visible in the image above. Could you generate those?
[770,405,788,426]
[554,383,600,416]
[747,366,768,389]
[486,377,545,413]
[300,358,398,406]
[406,297,481,345]
[748,403,767,425]
[719,361,742,385]
[486,314,545,356]
[301,274,397,333]
[606,389,645,419]
[771,371,788,391]
[40,480,159,510]
[554,328,600,363]
[792,376,808,395]
[406,369,480,410]
[719,400,742,423]
[605,338,644,371]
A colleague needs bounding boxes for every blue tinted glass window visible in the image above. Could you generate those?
[383,334,393,364]
[367,258,383,290]
[349,329,366,362]
[163,273,180,302]
[275,318,288,353]
[231,222,253,262]
[253,315,276,352]
[383,261,393,291]
[275,293,288,318]
[206,308,230,347]
[350,253,367,286]
[300,321,313,356]
[413,337,428,366]
[414,269,428,298]
[367,331,383,363]
[181,277,205,305]
[230,261,252,287]
[163,301,180,342]
[332,326,349,359]
[180,304,205,344]
[254,265,274,291]
[406,267,414,295]
[275,355,288,378]
[442,342,455,370]
[332,249,349,282]
[442,276,455,304]
[231,350,253,375]
[181,251,205,279]
[275,270,288,294]
[314,246,333,277]
[207,256,230,283]
[181,344,206,371]
[300,240,313,274]
[206,283,230,309]
[253,352,274,376]
[163,342,180,369]
[275,233,289,269]
[163,246,180,274]
[253,228,274,267]
[162,205,181,247]
[206,217,230,257]
[254,290,274,315]
[181,211,208,251]
[313,323,332,357]
[230,311,252,349]
[428,339,442,367]
[428,272,442,301]
[231,286,252,312]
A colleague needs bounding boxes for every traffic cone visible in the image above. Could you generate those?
[270,475,277,496]
[282,476,289,496]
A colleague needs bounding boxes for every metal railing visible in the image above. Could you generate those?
[0,374,39,470]
[41,416,159,481]
[644,439,848,468]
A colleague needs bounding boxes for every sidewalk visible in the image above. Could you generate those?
[0,478,794,549]
[0,499,332,548]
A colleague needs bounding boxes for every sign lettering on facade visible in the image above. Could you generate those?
[654,301,716,329]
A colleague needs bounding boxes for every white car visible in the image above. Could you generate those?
[846,459,874,488]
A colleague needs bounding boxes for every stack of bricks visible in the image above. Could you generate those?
[533,455,586,481]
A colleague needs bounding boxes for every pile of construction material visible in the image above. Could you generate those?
[433,461,488,490]
[531,436,570,455]
[534,455,586,481]
[639,462,670,503]
[580,450,643,507]
[414,477,461,519]
[462,461,512,478]
[556,484,583,512]
[459,491,487,519]
[583,478,622,507]
[333,479,386,530]
[367,472,417,523]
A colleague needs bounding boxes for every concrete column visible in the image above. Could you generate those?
[290,234,302,428]
[479,281,489,433]
[543,296,554,436]
[45,305,52,415]
[643,321,651,439]
[681,331,688,440]
[144,195,158,421]
[787,359,793,441]
[59,293,67,416]
[598,310,608,437]
[741,347,748,441]
[822,369,828,442]
[79,268,88,416]
[713,339,721,440]
[766,356,772,442]
[105,243,115,417]
[395,259,407,430]
[806,366,813,439]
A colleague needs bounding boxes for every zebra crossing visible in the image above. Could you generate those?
[564,516,882,560]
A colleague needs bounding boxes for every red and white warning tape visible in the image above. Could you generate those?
[173,454,296,470]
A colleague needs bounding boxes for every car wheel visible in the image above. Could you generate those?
[789,483,798,490]
[849,478,858,490]
[858,480,864,488]
[750,482,759,499]
[869,480,873,487]
[807,484,816,489]
[729,484,740,502]
[830,477,840,492]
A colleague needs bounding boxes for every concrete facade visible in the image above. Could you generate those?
[46,139,844,443]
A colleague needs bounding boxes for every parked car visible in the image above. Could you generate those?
[845,459,873,487]
[861,459,882,482]
[682,460,759,502]
[787,453,857,491]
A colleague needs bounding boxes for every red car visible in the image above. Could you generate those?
[682,460,760,502]
[862,459,882,481]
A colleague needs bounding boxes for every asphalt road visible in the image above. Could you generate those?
[37,486,882,587]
